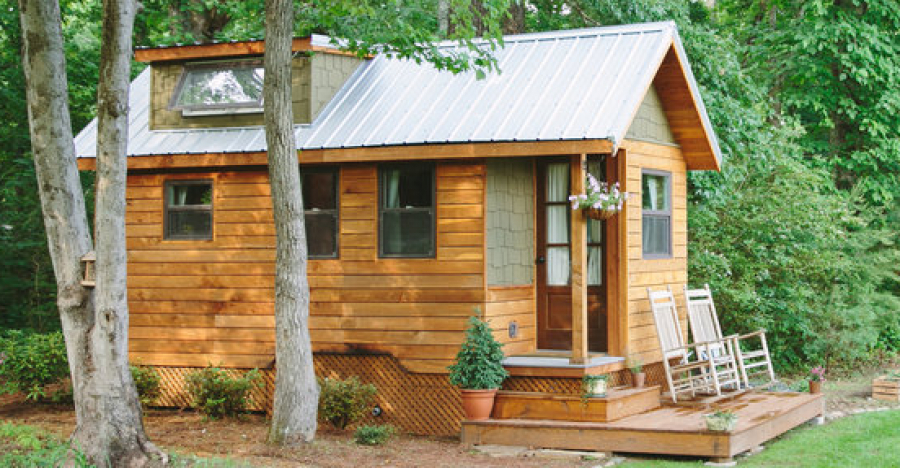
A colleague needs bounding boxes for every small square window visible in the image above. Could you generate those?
[642,171,671,258]
[302,168,339,258]
[379,164,435,258]
[165,180,213,240]
[169,61,264,114]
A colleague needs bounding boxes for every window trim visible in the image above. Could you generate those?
[168,60,265,113]
[302,166,340,259]
[164,179,214,241]
[641,169,672,259]
[378,163,436,259]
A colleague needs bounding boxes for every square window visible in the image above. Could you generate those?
[165,180,212,240]
[379,164,435,257]
[302,167,339,258]
[642,171,672,258]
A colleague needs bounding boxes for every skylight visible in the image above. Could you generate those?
[170,61,265,114]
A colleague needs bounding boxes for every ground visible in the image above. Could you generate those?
[1,363,898,467]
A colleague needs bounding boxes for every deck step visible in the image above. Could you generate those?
[492,386,661,422]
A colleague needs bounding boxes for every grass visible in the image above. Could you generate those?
[0,422,252,468]
[623,410,900,467]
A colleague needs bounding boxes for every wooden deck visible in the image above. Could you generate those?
[462,392,824,461]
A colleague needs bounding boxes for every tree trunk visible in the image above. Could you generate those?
[264,0,319,445]
[18,0,163,465]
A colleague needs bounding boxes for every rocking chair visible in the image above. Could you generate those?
[684,284,776,388]
[648,286,741,403]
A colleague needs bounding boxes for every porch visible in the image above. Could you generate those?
[461,391,824,463]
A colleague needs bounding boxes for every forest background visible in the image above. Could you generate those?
[1,0,899,371]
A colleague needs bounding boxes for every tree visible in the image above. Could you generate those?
[18,0,163,465]
[263,0,319,445]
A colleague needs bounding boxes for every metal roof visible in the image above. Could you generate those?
[74,22,721,168]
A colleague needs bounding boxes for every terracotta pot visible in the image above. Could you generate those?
[460,388,498,421]
[809,380,822,394]
[632,372,646,389]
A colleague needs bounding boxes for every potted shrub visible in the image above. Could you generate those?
[448,315,509,421]
[627,355,645,388]
[568,174,629,220]
[704,409,738,432]
[808,366,826,394]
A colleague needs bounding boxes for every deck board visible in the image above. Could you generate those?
[461,392,824,459]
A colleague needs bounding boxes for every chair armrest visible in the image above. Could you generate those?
[736,329,766,340]
[666,337,734,354]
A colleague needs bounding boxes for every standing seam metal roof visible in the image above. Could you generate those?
[73,21,721,168]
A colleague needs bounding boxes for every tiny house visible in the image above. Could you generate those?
[75,23,726,436]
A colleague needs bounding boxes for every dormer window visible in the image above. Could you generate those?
[169,61,264,116]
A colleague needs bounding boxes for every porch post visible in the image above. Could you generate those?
[570,153,589,364]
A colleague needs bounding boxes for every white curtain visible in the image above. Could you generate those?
[383,170,402,253]
[384,170,400,208]
[546,163,569,285]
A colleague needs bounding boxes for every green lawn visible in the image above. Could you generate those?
[623,410,900,468]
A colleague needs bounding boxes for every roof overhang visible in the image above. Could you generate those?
[134,35,357,63]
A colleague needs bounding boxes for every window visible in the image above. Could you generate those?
[165,180,213,240]
[379,164,435,257]
[169,61,264,115]
[302,167,339,258]
[642,170,671,258]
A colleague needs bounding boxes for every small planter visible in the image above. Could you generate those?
[585,207,618,220]
[872,375,900,401]
[582,375,608,398]
[632,371,646,389]
[704,411,738,432]
[460,389,498,420]
[808,380,822,394]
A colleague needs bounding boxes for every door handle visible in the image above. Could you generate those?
[536,256,545,264]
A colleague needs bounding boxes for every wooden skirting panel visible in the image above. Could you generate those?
[502,363,666,395]
[143,353,464,436]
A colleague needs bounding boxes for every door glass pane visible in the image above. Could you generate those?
[546,163,568,202]
[587,218,603,243]
[546,205,569,244]
[547,246,570,285]
[588,246,603,286]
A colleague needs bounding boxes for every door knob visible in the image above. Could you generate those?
[536,256,545,264]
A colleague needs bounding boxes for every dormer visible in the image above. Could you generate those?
[135,37,363,130]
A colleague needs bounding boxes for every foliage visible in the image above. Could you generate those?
[317,376,378,430]
[448,315,508,390]
[626,355,643,374]
[0,331,70,401]
[568,177,629,213]
[353,424,396,446]
[704,409,738,431]
[809,366,827,383]
[185,367,261,419]
[0,422,92,468]
[130,365,162,407]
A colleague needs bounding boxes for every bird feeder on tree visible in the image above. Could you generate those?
[81,251,96,288]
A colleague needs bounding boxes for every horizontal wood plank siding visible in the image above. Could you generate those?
[126,162,486,373]
[621,140,689,365]
[486,285,536,356]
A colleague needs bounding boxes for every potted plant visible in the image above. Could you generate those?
[448,315,509,421]
[568,174,630,220]
[704,410,738,432]
[627,355,645,388]
[808,366,826,394]
[581,374,609,403]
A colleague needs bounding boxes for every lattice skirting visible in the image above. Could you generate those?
[144,355,668,436]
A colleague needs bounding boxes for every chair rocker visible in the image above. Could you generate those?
[648,286,741,403]
[684,284,776,389]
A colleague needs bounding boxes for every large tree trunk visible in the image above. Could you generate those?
[264,0,319,445]
[19,0,162,465]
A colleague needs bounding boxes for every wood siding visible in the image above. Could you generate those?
[486,285,536,356]
[126,162,486,374]
[621,140,689,365]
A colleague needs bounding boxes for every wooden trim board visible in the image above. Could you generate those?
[492,386,660,422]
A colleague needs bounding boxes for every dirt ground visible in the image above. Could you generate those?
[2,363,899,468]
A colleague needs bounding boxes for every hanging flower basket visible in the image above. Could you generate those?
[585,207,618,220]
[568,174,629,220]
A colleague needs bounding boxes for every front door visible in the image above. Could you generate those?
[536,158,609,351]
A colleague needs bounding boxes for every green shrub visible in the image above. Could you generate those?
[447,315,508,390]
[317,376,377,430]
[130,365,161,407]
[353,424,395,446]
[184,366,261,419]
[0,330,69,401]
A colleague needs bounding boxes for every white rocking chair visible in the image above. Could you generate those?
[684,284,776,388]
[648,287,742,403]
